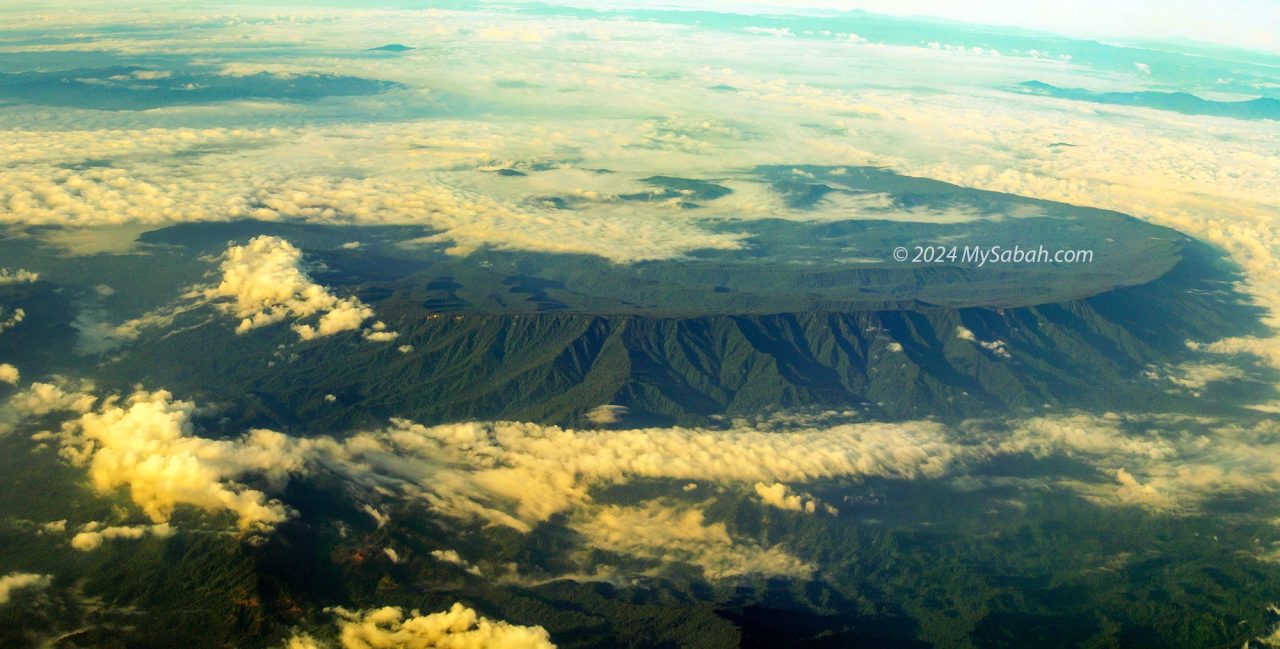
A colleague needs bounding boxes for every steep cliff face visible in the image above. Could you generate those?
[96,236,1267,430]
[0,170,1255,430]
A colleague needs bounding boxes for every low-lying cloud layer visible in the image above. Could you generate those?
[0,2,1276,301]
[341,417,960,532]
[573,501,814,578]
[7,382,1279,578]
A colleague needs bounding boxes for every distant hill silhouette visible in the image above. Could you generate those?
[368,43,415,52]
[1018,80,1280,120]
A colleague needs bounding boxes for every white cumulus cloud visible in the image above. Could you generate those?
[202,236,395,342]
[0,572,52,605]
[0,268,39,285]
[285,604,555,649]
[58,389,333,530]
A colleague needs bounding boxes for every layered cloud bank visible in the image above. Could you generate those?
[340,417,959,532]
[0,125,747,263]
[0,4,1275,275]
[5,381,1278,578]
[37,386,960,535]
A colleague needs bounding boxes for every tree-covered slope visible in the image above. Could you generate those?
[93,236,1270,430]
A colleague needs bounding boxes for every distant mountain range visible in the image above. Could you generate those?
[1017,80,1280,120]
